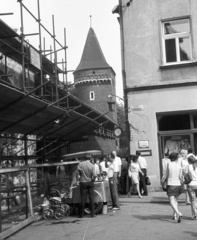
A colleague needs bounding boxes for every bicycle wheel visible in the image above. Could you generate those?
[54,207,65,220]
[43,209,54,220]
[84,190,103,215]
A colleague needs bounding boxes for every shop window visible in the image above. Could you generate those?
[162,135,191,156]
[161,18,193,65]
[158,114,190,131]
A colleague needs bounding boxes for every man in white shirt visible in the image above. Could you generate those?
[111,150,122,210]
[136,151,148,196]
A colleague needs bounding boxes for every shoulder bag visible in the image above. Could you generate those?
[184,172,192,184]
[145,176,151,185]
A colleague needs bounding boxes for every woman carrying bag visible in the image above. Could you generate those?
[161,152,183,223]
[127,155,144,199]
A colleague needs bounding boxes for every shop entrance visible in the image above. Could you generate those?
[157,111,197,177]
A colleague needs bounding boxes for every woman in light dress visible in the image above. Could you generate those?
[128,155,144,198]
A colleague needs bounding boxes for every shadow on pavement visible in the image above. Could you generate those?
[131,214,179,223]
[184,231,197,238]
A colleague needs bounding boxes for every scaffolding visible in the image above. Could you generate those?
[0,1,116,238]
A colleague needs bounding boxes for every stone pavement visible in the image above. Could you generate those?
[6,191,197,240]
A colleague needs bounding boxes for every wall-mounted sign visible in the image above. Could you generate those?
[138,149,152,156]
[30,46,41,70]
[138,140,149,149]
[130,105,143,111]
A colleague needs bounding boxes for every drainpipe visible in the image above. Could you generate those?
[118,0,131,157]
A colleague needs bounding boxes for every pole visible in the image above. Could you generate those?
[119,0,130,157]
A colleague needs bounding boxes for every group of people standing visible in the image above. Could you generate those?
[76,150,149,217]
[161,147,197,223]
[76,150,122,218]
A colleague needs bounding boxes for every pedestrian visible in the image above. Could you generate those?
[161,152,183,223]
[136,151,148,196]
[128,155,143,198]
[179,149,191,205]
[94,158,101,180]
[119,157,128,195]
[100,156,108,176]
[187,154,197,220]
[105,155,115,208]
[77,155,97,218]
[111,150,121,210]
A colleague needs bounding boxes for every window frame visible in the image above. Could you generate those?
[161,17,193,66]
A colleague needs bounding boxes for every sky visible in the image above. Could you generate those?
[1,0,123,99]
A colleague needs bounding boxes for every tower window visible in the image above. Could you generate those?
[90,91,95,100]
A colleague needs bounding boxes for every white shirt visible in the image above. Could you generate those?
[188,164,197,186]
[113,156,122,173]
[162,161,182,186]
[94,164,100,175]
[137,156,147,169]
[100,161,108,173]
[107,162,114,178]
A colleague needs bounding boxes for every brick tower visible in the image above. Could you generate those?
[73,27,117,121]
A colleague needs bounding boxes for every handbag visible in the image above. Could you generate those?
[184,172,192,184]
[145,176,151,185]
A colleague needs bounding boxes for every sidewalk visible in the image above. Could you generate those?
[6,191,197,240]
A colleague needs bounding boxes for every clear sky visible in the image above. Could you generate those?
[1,0,123,99]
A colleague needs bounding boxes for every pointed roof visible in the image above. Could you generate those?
[75,27,111,72]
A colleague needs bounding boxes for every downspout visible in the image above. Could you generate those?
[119,0,131,156]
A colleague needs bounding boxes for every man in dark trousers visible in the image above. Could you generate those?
[136,151,148,196]
[119,157,128,195]
[77,155,97,218]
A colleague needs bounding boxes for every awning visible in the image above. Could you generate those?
[62,150,102,160]
[0,82,116,142]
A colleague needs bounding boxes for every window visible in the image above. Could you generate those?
[162,18,193,65]
[89,91,95,100]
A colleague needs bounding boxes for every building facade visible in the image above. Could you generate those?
[116,0,197,188]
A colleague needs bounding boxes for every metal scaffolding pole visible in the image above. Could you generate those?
[37,0,43,97]
[52,15,59,103]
